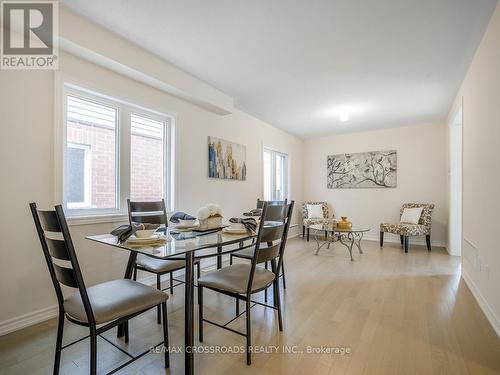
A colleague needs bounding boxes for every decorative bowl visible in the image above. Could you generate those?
[228,222,245,230]
[178,219,196,227]
[135,229,157,238]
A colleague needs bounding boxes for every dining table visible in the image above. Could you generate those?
[86,227,256,375]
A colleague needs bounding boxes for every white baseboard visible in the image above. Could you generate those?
[0,228,301,336]
[462,269,500,338]
[363,233,447,248]
[305,228,446,248]
[0,305,59,336]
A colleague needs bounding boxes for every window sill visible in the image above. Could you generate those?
[67,213,129,226]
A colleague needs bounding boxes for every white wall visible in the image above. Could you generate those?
[0,21,303,332]
[303,122,448,246]
[447,107,463,257]
[447,3,500,336]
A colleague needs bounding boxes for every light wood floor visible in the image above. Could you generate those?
[1,237,500,375]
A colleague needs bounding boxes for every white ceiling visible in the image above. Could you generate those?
[62,0,498,138]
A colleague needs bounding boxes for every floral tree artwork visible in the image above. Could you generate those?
[327,150,397,188]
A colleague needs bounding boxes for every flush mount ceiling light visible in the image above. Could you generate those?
[318,104,369,124]
[338,107,350,122]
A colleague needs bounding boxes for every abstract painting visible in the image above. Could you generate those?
[208,136,247,180]
[327,150,397,188]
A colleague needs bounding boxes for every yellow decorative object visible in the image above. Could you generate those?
[337,216,352,229]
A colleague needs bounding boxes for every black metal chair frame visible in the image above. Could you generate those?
[230,199,289,302]
[198,201,294,365]
[128,199,201,323]
[29,203,169,375]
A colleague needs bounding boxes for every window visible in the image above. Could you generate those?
[263,148,288,201]
[130,114,165,201]
[62,85,174,217]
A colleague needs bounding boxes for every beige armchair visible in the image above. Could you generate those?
[302,201,335,241]
[380,203,435,253]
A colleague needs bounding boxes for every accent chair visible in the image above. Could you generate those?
[380,203,435,253]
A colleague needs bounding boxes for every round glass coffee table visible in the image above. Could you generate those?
[309,223,370,261]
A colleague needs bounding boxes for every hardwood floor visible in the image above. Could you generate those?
[1,237,500,375]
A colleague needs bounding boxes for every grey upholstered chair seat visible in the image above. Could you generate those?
[64,279,168,324]
[136,254,188,273]
[198,264,275,294]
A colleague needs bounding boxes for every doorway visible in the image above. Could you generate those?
[448,106,463,256]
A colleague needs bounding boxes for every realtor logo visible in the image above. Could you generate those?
[1,1,58,69]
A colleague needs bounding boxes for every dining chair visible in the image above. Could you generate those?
[29,203,169,375]
[198,201,294,365]
[128,199,201,324]
[230,199,289,296]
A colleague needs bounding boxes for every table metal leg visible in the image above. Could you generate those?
[123,252,138,279]
[353,232,364,254]
[338,234,355,261]
[185,251,195,375]
[118,252,137,338]
[217,245,222,269]
[314,231,330,255]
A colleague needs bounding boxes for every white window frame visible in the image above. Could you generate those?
[66,143,91,209]
[58,82,176,220]
[263,147,289,201]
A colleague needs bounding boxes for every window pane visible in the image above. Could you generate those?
[263,151,272,200]
[130,114,165,201]
[66,96,117,210]
[263,149,288,202]
[67,146,86,203]
[275,154,283,200]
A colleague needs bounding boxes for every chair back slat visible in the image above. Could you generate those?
[262,204,288,222]
[45,237,71,260]
[38,210,62,232]
[129,201,165,212]
[256,199,287,208]
[53,263,78,288]
[131,214,167,225]
[256,243,281,263]
[259,223,285,243]
[128,199,168,225]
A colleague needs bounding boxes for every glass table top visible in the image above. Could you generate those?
[308,224,371,233]
[86,223,282,259]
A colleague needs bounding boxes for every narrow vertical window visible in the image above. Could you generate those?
[65,95,117,211]
[263,148,288,201]
[263,150,272,200]
[130,114,166,201]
